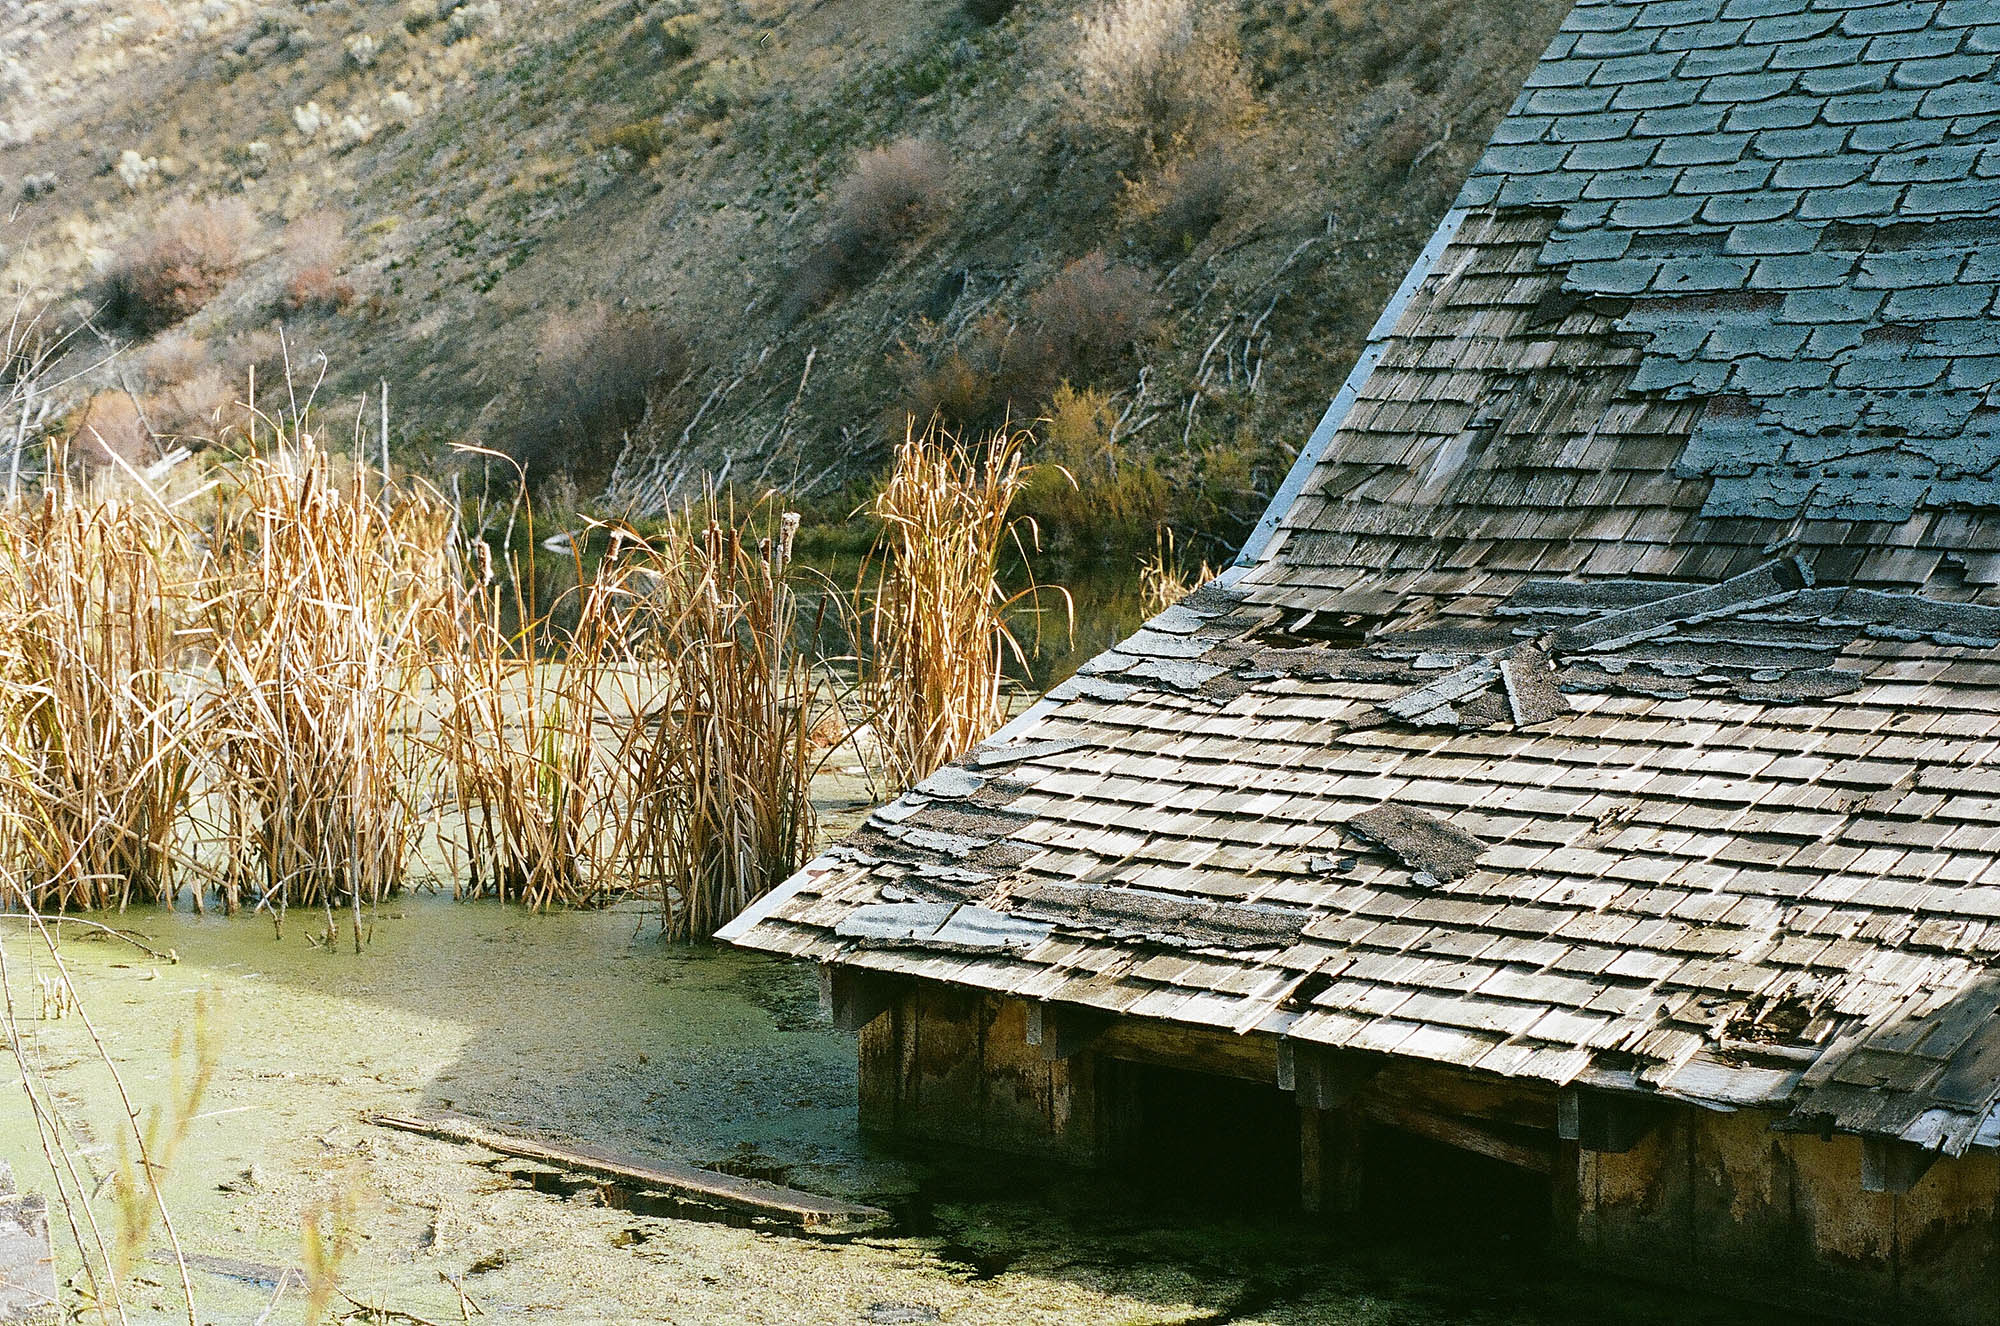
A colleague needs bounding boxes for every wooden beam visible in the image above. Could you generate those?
[1278,1040,1381,1110]
[1024,1001,1111,1061]
[365,1111,890,1234]
[1360,1095,1552,1174]
[1557,1087,1661,1154]
[820,965,900,1033]
[1861,1137,1937,1194]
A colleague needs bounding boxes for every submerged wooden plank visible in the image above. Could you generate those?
[364,1111,891,1235]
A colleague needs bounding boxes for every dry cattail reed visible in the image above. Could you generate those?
[858,421,1038,791]
[202,426,454,930]
[0,478,209,910]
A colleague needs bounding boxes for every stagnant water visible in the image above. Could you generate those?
[0,898,1809,1325]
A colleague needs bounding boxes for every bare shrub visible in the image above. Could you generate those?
[1126,147,1241,253]
[511,306,689,485]
[891,255,1156,435]
[1008,252,1157,398]
[68,391,153,468]
[784,139,947,317]
[963,0,1018,22]
[104,200,254,332]
[1068,0,1258,160]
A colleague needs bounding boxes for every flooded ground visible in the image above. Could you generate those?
[2,891,1815,1326]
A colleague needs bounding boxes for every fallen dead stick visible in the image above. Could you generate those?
[0,915,178,963]
[362,1110,891,1236]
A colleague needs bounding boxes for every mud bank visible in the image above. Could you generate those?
[0,902,1804,1325]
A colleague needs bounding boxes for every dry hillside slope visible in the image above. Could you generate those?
[2,0,1569,557]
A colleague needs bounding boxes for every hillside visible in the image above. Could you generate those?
[2,0,1569,560]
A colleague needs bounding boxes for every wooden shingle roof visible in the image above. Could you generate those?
[723,0,2000,1155]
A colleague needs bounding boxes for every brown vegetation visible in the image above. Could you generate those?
[859,422,1041,791]
[103,200,254,332]
[511,306,688,485]
[895,253,1157,436]
[785,139,949,319]
[1067,0,1258,162]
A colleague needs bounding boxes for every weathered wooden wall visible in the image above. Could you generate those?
[851,981,2000,1325]
[1577,1106,2000,1325]
[856,984,1098,1160]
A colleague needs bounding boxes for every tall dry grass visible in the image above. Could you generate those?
[202,430,456,933]
[630,510,834,938]
[859,421,1042,791]
[0,477,209,910]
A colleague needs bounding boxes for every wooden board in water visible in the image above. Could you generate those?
[363,1110,891,1236]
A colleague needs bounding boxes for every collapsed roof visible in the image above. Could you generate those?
[723,0,2000,1157]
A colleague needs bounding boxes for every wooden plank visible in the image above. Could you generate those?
[1359,1095,1553,1174]
[364,1111,891,1235]
[1025,1001,1112,1061]
[1094,1020,1279,1082]
[821,964,900,1033]
[1860,1136,1938,1195]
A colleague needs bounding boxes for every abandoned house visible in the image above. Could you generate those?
[721,0,2000,1317]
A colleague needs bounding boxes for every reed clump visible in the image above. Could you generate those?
[859,421,1040,791]
[0,479,209,909]
[203,430,456,926]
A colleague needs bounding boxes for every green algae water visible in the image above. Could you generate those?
[0,899,1805,1326]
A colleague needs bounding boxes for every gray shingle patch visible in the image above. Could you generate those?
[1792,288,1880,322]
[1348,805,1486,886]
[1967,22,2000,53]
[1476,142,1572,174]
[1751,125,1855,157]
[1679,45,1778,78]
[1660,20,1753,50]
[1884,283,1999,320]
[1729,357,1839,392]
[1720,0,1812,19]
[1528,85,1622,114]
[1724,95,1832,129]
[1772,154,1875,187]
[1920,80,2000,117]
[1746,10,1844,41]
[1721,219,1824,253]
[1849,118,1954,152]
[1833,356,1949,389]
[1871,144,1988,181]
[1704,191,1805,222]
[1565,3,1641,32]
[1585,167,1685,198]
[1567,138,1663,170]
[1678,160,1779,190]
[1635,0,1728,27]
[1867,28,1973,61]
[1822,89,1930,123]
[1575,27,1666,57]
[1841,3,1944,37]
[1491,114,1558,145]
[1636,103,1731,134]
[1856,249,1971,286]
[1612,196,1709,226]
[1548,111,1642,142]
[1768,34,1872,67]
[1798,181,1908,218]
[1703,71,1805,102]
[1499,175,1594,206]
[1657,132,1755,164]
[1525,57,1602,89]
[1542,229,1638,263]
[1706,321,1813,357]
[1903,177,2000,213]
[1800,63,1893,96]
[1612,79,1705,110]
[1751,254,1866,289]
[1803,324,1869,357]
[1592,51,1691,82]
[1891,53,1999,88]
